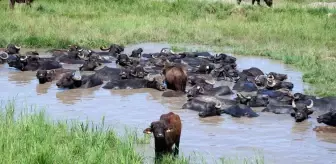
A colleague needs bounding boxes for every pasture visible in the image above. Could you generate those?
[1,0,336,163]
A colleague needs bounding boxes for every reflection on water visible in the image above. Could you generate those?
[0,43,335,164]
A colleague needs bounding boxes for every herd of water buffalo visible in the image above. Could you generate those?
[0,43,336,159]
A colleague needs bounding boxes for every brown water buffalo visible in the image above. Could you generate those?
[9,0,34,9]
[163,64,188,92]
[143,112,182,162]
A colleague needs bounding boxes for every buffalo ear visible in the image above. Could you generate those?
[143,128,152,134]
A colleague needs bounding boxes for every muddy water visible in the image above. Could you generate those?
[0,43,335,164]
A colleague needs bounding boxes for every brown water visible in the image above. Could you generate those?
[1,43,335,164]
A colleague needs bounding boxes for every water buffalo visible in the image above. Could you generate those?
[182,98,222,118]
[293,93,336,112]
[291,99,314,122]
[317,110,336,127]
[242,67,264,77]
[119,65,148,79]
[102,74,167,91]
[116,54,132,67]
[163,64,188,92]
[267,72,287,81]
[212,53,237,64]
[237,0,272,7]
[187,85,233,98]
[8,55,62,71]
[79,56,102,71]
[210,63,239,81]
[235,93,269,107]
[266,75,294,90]
[56,72,103,89]
[9,0,34,9]
[143,112,182,162]
[222,104,259,118]
[100,44,124,56]
[36,68,73,84]
[187,74,215,88]
[93,66,123,81]
[0,44,21,54]
[130,48,143,58]
[232,74,258,92]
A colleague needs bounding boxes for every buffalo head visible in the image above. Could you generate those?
[291,99,314,122]
[198,100,222,118]
[0,52,9,63]
[143,120,173,139]
[79,56,102,71]
[36,70,55,84]
[56,72,81,89]
[144,74,167,91]
[6,44,21,54]
[317,110,336,127]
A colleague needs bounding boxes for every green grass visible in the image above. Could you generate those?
[0,99,264,164]
[1,0,335,96]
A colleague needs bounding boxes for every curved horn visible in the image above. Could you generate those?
[267,80,276,87]
[151,54,157,59]
[78,52,85,59]
[72,74,82,81]
[14,45,21,49]
[215,100,222,108]
[307,99,314,109]
[205,79,216,85]
[292,100,296,108]
[161,48,170,53]
[255,75,260,81]
[20,55,28,61]
[0,52,9,60]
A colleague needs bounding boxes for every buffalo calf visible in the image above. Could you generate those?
[143,112,182,161]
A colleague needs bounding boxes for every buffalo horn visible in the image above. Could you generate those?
[205,79,216,85]
[14,45,21,49]
[72,71,82,81]
[292,100,296,108]
[20,55,28,61]
[0,52,9,60]
[215,100,222,108]
[307,99,314,109]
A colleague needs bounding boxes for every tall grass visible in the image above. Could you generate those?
[0,0,335,96]
[0,100,264,164]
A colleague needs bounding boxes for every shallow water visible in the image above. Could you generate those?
[0,42,335,164]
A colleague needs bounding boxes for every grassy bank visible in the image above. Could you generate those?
[1,0,336,96]
[0,100,264,164]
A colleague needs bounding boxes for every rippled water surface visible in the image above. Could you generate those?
[0,43,335,164]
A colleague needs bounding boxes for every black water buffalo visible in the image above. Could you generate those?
[116,54,132,67]
[237,0,272,7]
[235,93,269,107]
[188,74,215,88]
[119,65,148,79]
[211,53,237,64]
[0,44,21,54]
[266,76,294,90]
[100,44,124,56]
[317,110,336,127]
[93,66,123,81]
[102,74,167,91]
[79,56,102,71]
[232,74,258,92]
[9,0,34,9]
[130,48,143,58]
[7,55,62,71]
[143,112,182,162]
[187,85,233,98]
[190,63,215,74]
[36,68,74,84]
[242,67,264,77]
[222,104,259,118]
[290,99,314,122]
[56,72,103,89]
[267,72,287,81]
[293,93,336,112]
[182,98,222,118]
